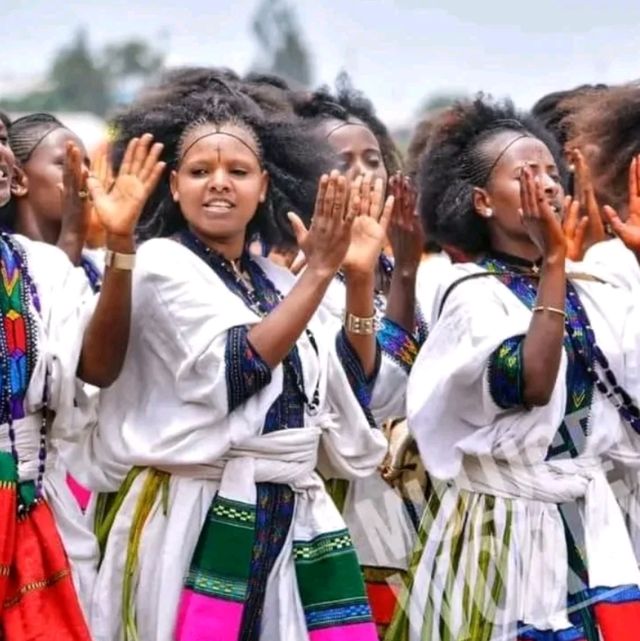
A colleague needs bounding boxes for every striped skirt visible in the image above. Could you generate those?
[385,480,640,641]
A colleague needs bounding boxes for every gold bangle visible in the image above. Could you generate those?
[532,305,566,319]
[104,249,136,271]
[344,311,378,335]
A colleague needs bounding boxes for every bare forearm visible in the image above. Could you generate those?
[385,262,418,334]
[78,234,134,387]
[343,270,377,377]
[247,266,334,367]
[522,257,567,406]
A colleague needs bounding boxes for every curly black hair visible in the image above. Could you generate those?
[111,89,331,248]
[240,72,303,117]
[296,72,402,174]
[532,84,608,149]
[128,66,239,111]
[8,112,66,164]
[418,96,567,255]
[562,82,640,212]
[127,66,300,120]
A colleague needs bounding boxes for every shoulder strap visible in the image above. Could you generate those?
[437,271,499,319]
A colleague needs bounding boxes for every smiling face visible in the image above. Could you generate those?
[20,128,89,222]
[474,133,564,251]
[170,122,269,254]
[0,120,15,207]
[323,119,388,186]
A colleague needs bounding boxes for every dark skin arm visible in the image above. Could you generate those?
[519,166,567,407]
[77,134,165,387]
[385,172,422,334]
[247,171,357,367]
[341,174,394,377]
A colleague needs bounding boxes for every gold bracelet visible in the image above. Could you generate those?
[104,249,136,271]
[344,311,378,335]
[532,305,566,319]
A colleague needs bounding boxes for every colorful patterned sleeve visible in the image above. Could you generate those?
[487,334,526,410]
[377,317,423,376]
[335,328,381,428]
[225,325,273,412]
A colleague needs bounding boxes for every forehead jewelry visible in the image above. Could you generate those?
[179,127,262,166]
[481,133,529,184]
[325,119,369,140]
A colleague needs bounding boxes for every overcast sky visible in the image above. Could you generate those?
[3,0,640,125]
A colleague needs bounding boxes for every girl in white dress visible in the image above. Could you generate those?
[389,97,640,641]
[70,89,392,641]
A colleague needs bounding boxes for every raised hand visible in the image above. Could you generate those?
[288,170,355,277]
[60,141,92,244]
[87,133,165,239]
[562,195,588,261]
[519,164,566,261]
[571,148,607,254]
[91,141,115,193]
[602,155,640,252]
[341,173,395,275]
[388,171,423,270]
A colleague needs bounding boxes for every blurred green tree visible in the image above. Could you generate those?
[251,0,313,87]
[1,29,163,115]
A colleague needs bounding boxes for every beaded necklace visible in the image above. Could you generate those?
[178,230,321,416]
[0,231,46,509]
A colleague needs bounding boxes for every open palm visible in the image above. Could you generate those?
[88,134,165,238]
[342,174,394,273]
[343,215,388,272]
[603,155,640,252]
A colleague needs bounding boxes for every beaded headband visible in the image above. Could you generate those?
[178,125,262,166]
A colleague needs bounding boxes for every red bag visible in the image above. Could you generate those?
[1,499,92,641]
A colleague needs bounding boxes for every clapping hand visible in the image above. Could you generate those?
[87,134,165,239]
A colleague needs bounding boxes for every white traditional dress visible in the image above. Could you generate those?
[388,252,640,641]
[0,234,96,638]
[317,254,429,633]
[68,234,387,641]
[582,238,640,565]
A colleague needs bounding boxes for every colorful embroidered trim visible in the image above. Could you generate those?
[517,621,586,640]
[225,326,272,413]
[488,334,526,409]
[377,317,421,375]
[176,495,256,641]
[0,237,39,425]
[335,328,379,429]
[294,529,377,636]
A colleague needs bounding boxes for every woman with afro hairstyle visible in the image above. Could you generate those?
[387,96,640,641]
[294,74,429,635]
[68,88,392,641]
